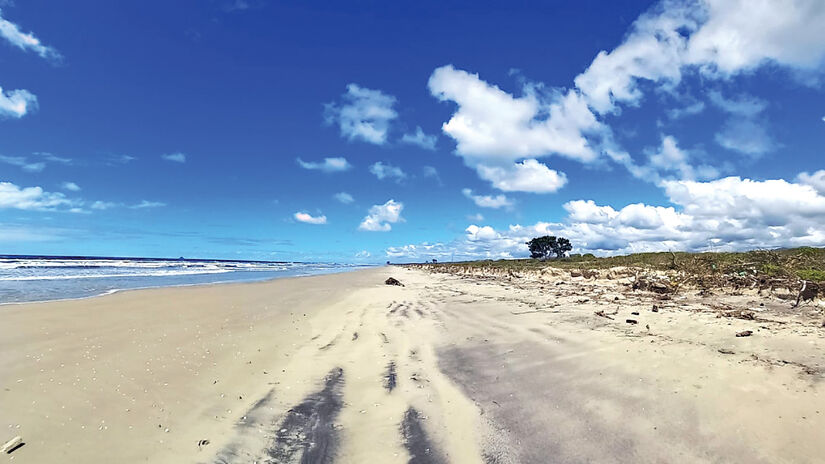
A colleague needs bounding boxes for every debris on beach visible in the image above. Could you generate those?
[2,435,23,454]
[385,277,404,286]
[197,439,210,449]
[735,330,753,337]
[626,319,638,324]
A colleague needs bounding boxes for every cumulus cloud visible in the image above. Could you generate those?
[161,152,186,163]
[388,174,825,259]
[401,126,437,150]
[475,159,568,193]
[359,199,404,231]
[0,181,77,211]
[0,8,61,61]
[324,84,398,145]
[797,170,825,194]
[429,65,602,164]
[333,192,354,204]
[61,181,80,192]
[462,188,513,209]
[369,161,406,182]
[0,86,36,118]
[297,157,352,173]
[429,0,825,192]
[294,212,327,225]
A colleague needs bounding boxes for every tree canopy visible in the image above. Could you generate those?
[526,236,573,259]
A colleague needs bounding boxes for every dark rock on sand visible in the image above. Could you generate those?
[386,277,404,286]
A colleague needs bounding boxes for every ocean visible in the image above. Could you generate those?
[0,255,370,304]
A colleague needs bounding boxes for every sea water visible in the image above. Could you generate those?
[0,255,370,304]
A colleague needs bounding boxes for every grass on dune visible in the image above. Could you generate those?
[414,247,825,283]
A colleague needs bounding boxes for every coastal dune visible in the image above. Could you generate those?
[1,267,823,463]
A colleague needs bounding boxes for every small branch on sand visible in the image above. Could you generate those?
[594,310,614,320]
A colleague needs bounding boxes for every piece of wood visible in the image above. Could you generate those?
[1,436,22,454]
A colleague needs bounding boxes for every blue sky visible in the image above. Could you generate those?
[1,0,824,263]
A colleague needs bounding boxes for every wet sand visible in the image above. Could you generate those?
[1,267,824,463]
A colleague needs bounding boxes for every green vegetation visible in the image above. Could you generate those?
[526,236,573,259]
[421,247,825,282]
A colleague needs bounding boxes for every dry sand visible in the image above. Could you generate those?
[1,266,824,463]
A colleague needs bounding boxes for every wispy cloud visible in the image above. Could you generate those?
[462,188,514,209]
[130,200,166,209]
[401,127,437,150]
[297,157,352,173]
[0,8,61,61]
[324,84,398,145]
[294,212,327,225]
[369,161,406,182]
[161,152,187,163]
[0,152,72,172]
[359,199,404,231]
[0,154,44,172]
[61,181,81,192]
[333,192,354,204]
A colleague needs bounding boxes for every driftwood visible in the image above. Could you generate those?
[1,436,22,454]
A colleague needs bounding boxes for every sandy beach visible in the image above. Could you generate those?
[1,266,824,463]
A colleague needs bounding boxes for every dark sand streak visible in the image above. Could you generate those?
[267,367,345,464]
[401,407,446,464]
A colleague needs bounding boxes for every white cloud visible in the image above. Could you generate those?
[575,0,825,115]
[369,161,406,181]
[427,1,825,192]
[797,170,825,194]
[324,84,398,145]
[0,86,36,118]
[388,174,825,259]
[61,181,80,192]
[462,188,513,209]
[714,119,775,157]
[0,152,72,172]
[333,192,354,204]
[644,135,719,181]
[0,154,44,172]
[429,65,602,164]
[467,213,484,222]
[294,212,327,225]
[0,8,61,61]
[422,166,442,185]
[297,157,351,173]
[401,126,437,150]
[0,181,76,211]
[666,100,705,120]
[161,152,186,163]
[355,250,371,258]
[686,0,825,75]
[475,159,568,193]
[91,200,117,210]
[707,91,774,157]
[130,200,166,209]
[359,199,404,231]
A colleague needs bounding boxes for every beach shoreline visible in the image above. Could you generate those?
[1,266,823,463]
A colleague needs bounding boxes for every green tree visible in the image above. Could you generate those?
[526,236,557,260]
[553,237,573,258]
[526,235,573,259]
